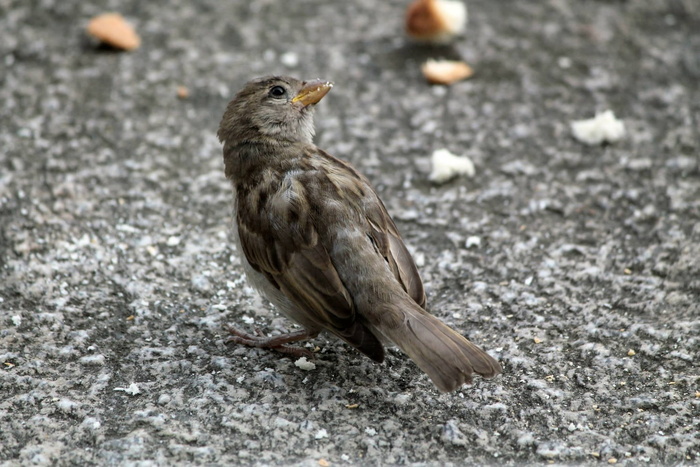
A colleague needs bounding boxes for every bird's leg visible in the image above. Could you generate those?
[224,324,316,359]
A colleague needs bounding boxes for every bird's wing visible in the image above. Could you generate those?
[364,197,427,309]
[317,148,427,309]
[236,175,385,362]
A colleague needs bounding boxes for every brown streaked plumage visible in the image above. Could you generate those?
[217,76,501,392]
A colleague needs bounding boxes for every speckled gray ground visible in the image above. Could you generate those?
[1,0,699,465]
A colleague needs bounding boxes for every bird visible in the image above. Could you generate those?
[217,76,502,392]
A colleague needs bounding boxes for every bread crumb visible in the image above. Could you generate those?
[114,382,141,395]
[571,110,625,145]
[533,337,543,344]
[627,349,636,356]
[429,148,475,183]
[295,356,316,371]
[87,13,140,51]
[406,0,467,43]
[422,59,474,85]
[465,236,481,248]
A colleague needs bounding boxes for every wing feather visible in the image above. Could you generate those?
[366,200,427,309]
[236,172,385,361]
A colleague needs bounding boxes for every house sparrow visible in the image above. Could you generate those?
[217,76,502,392]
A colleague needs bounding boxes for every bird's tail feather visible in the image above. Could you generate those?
[380,302,502,392]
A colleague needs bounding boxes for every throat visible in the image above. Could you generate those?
[223,139,311,185]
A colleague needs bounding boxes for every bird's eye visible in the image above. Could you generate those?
[269,86,287,98]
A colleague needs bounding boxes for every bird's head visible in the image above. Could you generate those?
[218,76,333,146]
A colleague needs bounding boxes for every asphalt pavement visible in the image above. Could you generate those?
[1,0,698,465]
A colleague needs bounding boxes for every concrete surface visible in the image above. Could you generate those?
[1,0,698,465]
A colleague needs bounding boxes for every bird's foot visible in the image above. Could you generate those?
[223,324,315,359]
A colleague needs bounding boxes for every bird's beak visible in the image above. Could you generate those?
[292,79,333,107]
